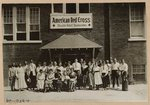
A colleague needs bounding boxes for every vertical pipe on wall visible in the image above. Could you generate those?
[104,3,111,60]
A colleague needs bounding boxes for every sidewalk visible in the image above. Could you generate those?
[4,84,148,102]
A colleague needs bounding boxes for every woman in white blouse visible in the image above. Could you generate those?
[93,62,102,90]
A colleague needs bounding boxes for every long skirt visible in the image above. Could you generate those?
[37,79,45,90]
[88,72,94,87]
[102,73,109,88]
[30,72,37,88]
[74,70,83,87]
[121,71,128,91]
[83,74,88,87]
[94,72,102,85]
[10,76,16,91]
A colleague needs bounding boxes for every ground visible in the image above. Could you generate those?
[4,84,148,103]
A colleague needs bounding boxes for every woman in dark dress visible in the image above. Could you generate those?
[101,61,110,90]
[25,66,32,90]
[54,69,62,92]
[119,59,128,91]
[81,61,88,88]
[29,59,37,90]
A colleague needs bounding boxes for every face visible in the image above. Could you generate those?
[122,59,125,63]
[43,62,47,66]
[50,62,53,65]
[59,62,62,66]
[80,58,84,62]
[83,61,86,65]
[12,63,16,66]
[106,60,109,63]
[24,61,28,65]
[114,58,117,63]
[54,61,57,66]
[88,61,91,66]
[31,59,33,63]
[19,63,22,67]
[68,61,71,65]
[75,59,78,62]
[38,63,41,66]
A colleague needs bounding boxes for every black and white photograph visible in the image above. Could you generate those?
[1,1,148,103]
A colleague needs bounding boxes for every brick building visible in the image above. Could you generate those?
[2,3,146,86]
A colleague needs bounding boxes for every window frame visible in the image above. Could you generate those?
[51,3,90,14]
[3,6,41,43]
[3,7,13,41]
[129,4,146,41]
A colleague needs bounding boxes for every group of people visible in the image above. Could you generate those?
[8,58,128,92]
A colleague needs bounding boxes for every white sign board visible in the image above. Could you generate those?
[50,13,93,29]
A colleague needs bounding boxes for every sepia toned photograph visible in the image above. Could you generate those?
[1,1,148,103]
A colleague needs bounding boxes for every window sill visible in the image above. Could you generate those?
[128,38,146,42]
[3,40,42,44]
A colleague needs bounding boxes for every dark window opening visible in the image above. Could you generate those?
[54,4,63,13]
[79,3,89,13]
[17,33,26,40]
[4,36,13,41]
[66,3,76,13]
[30,32,40,40]
[4,24,13,34]
[17,24,26,32]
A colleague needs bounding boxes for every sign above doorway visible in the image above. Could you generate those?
[50,13,93,29]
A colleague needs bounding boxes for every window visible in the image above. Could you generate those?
[3,6,41,43]
[30,7,40,40]
[133,64,146,81]
[130,4,145,38]
[16,7,26,40]
[3,7,13,41]
[52,3,90,14]
[53,4,63,13]
[66,3,76,13]
[79,3,89,13]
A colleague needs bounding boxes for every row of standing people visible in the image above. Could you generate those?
[8,58,128,92]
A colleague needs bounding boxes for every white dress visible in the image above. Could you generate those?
[37,73,45,89]
[93,66,102,85]
[15,67,27,89]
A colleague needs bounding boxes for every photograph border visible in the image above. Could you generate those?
[0,0,149,105]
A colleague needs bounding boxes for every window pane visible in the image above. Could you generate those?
[66,3,76,13]
[4,24,13,34]
[4,8,13,23]
[131,21,144,37]
[17,33,26,40]
[17,24,26,32]
[17,7,26,23]
[4,36,13,41]
[79,3,89,13]
[30,7,40,24]
[54,4,63,13]
[30,32,39,40]
[30,25,39,31]
[131,4,144,20]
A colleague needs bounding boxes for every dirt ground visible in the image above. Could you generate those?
[4,84,148,103]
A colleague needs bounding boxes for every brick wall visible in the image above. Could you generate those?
[110,3,146,82]
[3,44,41,86]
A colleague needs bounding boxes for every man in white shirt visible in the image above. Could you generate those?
[72,59,81,73]
[111,58,120,88]
[72,58,81,89]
